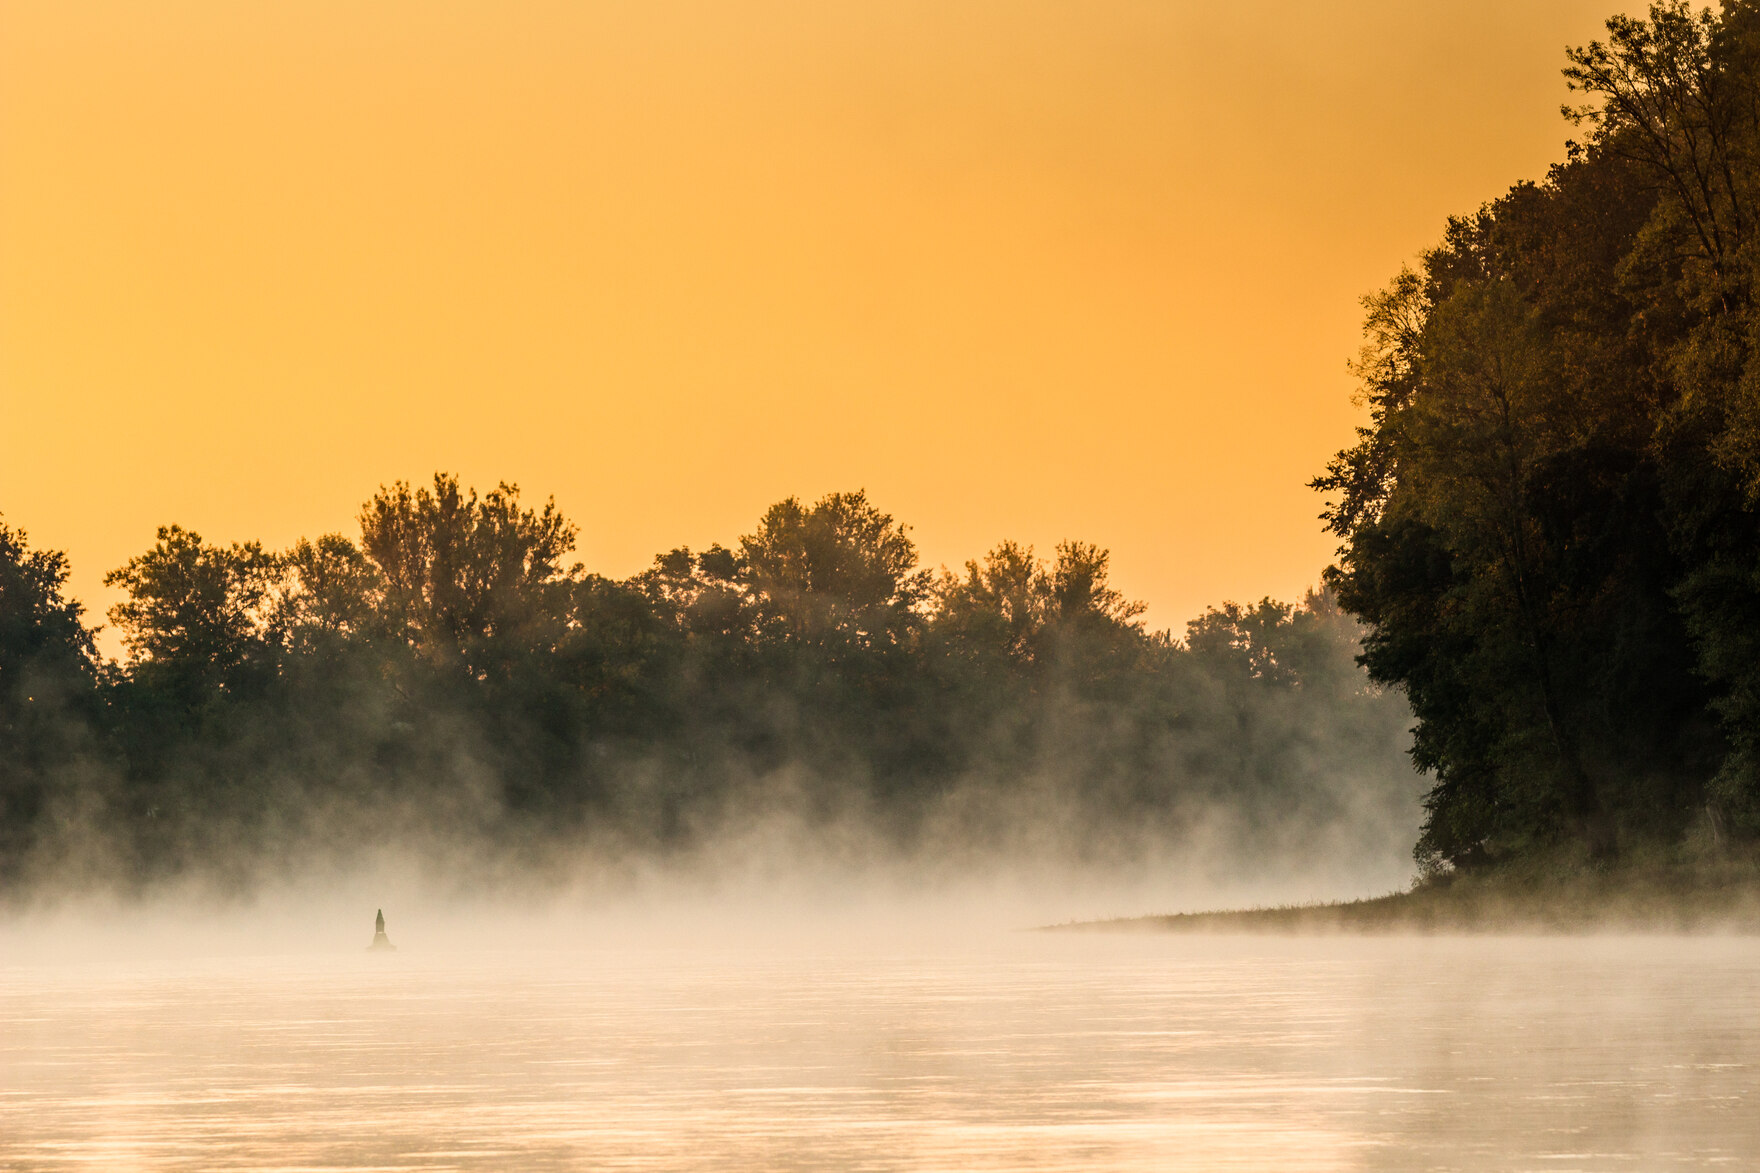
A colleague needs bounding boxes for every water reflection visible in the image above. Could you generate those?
[3,934,1755,1170]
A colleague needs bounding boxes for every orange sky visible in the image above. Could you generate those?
[1,1,1635,649]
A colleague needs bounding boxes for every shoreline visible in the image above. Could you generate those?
[1046,860,1760,934]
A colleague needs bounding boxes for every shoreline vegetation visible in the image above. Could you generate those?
[0,478,1423,898]
[1054,851,1760,934]
[1305,2,1760,879]
[16,3,1760,902]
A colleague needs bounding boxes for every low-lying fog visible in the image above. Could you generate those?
[0,841,1417,964]
[7,896,1759,1172]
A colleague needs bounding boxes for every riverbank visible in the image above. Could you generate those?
[1054,851,1760,934]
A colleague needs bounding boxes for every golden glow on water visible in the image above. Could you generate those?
[5,932,1758,1170]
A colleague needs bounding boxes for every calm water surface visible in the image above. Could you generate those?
[3,930,1757,1171]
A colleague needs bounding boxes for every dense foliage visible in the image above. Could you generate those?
[0,483,1414,893]
[1317,1,1760,873]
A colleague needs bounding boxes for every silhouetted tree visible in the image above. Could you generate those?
[105,525,281,708]
[359,473,579,682]
[1318,1,1758,868]
[0,519,102,880]
[3,473,1422,894]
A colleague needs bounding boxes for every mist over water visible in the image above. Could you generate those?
[19,8,1760,1163]
[1,476,1454,1169]
[21,0,1760,1163]
[2,604,1752,1173]
[6,906,1759,1172]
[0,831,1416,965]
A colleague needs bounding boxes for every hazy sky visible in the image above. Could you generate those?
[2,1,1635,646]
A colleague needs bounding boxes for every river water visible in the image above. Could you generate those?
[3,927,1757,1171]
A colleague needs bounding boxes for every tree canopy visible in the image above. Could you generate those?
[1318,0,1760,872]
[0,482,1416,895]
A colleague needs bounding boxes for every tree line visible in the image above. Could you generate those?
[1317,1,1760,874]
[24,4,1760,892]
[0,481,1415,894]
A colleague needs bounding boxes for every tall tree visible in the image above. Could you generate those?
[741,490,930,654]
[1318,2,1746,867]
[0,519,101,879]
[359,474,579,682]
[105,525,281,706]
